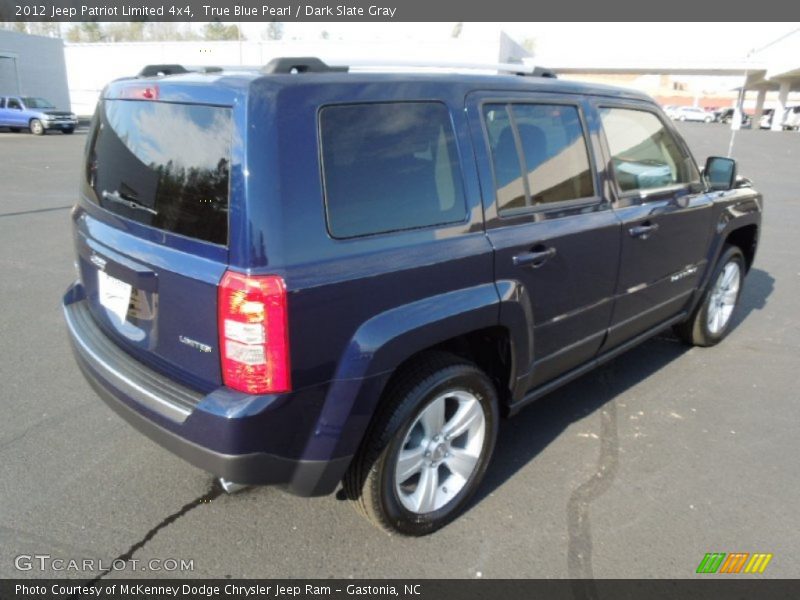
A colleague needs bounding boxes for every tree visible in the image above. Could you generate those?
[522,37,536,54]
[1,22,61,37]
[145,22,201,42]
[64,22,104,43]
[104,22,145,42]
[263,21,284,41]
[203,22,243,41]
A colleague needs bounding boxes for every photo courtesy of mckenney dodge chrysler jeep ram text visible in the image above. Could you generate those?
[62,58,762,536]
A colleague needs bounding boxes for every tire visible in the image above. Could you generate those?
[705,116,713,123]
[674,245,745,347]
[62,128,75,134]
[344,352,499,536]
[29,119,45,135]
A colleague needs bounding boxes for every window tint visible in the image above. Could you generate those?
[483,103,594,213]
[7,99,21,109]
[483,104,526,210]
[599,107,698,193]
[0,98,5,109]
[320,102,466,238]
[85,100,232,245]
[512,104,594,205]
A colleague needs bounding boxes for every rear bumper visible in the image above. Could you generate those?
[63,283,350,496]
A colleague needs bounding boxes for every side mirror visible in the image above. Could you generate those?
[704,156,737,191]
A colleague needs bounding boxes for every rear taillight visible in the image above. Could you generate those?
[218,271,291,394]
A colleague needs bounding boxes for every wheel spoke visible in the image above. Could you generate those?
[419,398,445,438]
[722,288,738,305]
[396,446,425,483]
[412,466,439,513]
[445,448,479,481]
[443,399,482,440]
[721,265,738,288]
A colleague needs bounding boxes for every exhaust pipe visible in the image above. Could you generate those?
[218,477,249,494]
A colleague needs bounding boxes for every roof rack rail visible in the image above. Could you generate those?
[259,57,556,78]
[137,64,190,78]
[137,64,224,78]
[262,57,347,74]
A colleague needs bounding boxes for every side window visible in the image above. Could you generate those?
[483,104,526,210]
[483,102,595,213]
[512,104,594,205]
[7,98,21,109]
[599,107,699,194]
[320,102,466,238]
[0,98,5,109]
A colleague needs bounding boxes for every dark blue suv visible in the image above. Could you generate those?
[64,58,761,535]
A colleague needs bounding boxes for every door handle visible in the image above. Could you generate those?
[512,246,556,268]
[628,222,659,239]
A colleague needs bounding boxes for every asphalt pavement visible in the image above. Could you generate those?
[0,122,797,579]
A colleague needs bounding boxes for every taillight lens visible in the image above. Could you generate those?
[119,84,159,100]
[218,271,291,394]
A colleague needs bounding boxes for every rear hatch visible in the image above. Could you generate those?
[74,83,236,391]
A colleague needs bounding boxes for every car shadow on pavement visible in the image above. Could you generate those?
[470,266,775,511]
[731,267,774,329]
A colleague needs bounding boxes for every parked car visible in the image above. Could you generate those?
[759,108,776,129]
[780,105,800,130]
[63,58,762,536]
[671,106,714,122]
[0,96,77,135]
[715,108,751,126]
[662,105,679,118]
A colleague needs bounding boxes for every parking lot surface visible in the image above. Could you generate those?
[0,123,798,579]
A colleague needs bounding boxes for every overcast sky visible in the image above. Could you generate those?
[239,22,799,62]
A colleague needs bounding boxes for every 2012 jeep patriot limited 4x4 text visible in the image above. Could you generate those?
[63,58,762,535]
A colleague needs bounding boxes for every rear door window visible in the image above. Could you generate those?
[319,102,466,238]
[483,102,595,214]
[85,99,232,245]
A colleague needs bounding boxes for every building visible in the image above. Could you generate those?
[0,30,71,110]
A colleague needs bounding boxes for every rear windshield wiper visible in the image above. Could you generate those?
[101,189,157,216]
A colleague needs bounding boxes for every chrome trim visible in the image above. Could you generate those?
[64,299,202,423]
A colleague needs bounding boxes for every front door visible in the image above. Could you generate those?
[467,92,622,392]
[594,102,714,349]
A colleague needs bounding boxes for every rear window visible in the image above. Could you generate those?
[319,102,466,238]
[85,100,232,245]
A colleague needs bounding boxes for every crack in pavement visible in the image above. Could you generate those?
[566,369,620,599]
[0,205,72,218]
[69,480,224,597]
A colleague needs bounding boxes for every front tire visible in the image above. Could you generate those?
[674,246,745,346]
[344,352,499,536]
[29,119,44,135]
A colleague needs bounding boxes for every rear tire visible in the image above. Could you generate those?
[674,246,745,346]
[344,352,499,536]
[29,119,44,135]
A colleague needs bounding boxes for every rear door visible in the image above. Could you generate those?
[74,96,234,391]
[467,92,621,390]
[594,101,714,349]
